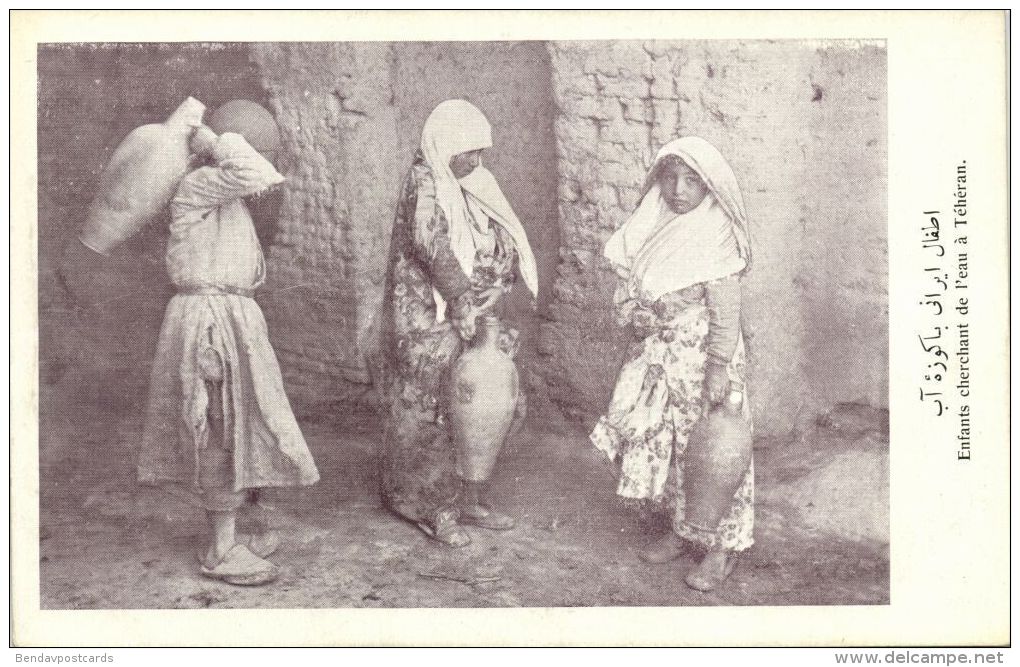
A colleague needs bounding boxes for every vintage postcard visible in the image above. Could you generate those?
[9,9,1009,647]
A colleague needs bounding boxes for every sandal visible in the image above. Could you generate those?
[684,552,737,592]
[416,509,471,548]
[458,504,515,531]
[196,531,280,565]
[200,544,280,586]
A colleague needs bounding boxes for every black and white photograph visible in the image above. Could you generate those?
[10,9,1009,649]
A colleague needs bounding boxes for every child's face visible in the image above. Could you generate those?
[660,158,709,214]
[449,149,483,179]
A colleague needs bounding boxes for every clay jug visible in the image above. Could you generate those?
[449,315,518,482]
[208,99,282,159]
[682,389,753,532]
[79,97,205,255]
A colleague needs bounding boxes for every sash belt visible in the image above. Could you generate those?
[177,285,256,299]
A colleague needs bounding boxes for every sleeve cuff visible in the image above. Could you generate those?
[212,132,285,188]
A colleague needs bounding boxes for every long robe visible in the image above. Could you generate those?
[138,133,319,493]
[380,156,520,529]
[589,277,754,552]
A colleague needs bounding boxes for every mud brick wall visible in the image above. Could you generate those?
[250,43,399,407]
[542,40,888,435]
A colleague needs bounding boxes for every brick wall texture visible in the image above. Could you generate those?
[542,40,888,434]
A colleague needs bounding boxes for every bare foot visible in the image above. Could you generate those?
[638,532,684,564]
[202,541,236,570]
[684,549,736,592]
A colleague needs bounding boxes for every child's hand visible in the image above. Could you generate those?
[703,361,730,406]
[190,125,218,157]
[474,286,503,312]
[453,305,478,341]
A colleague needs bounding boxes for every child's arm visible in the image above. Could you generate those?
[409,165,472,304]
[173,129,284,215]
[703,274,742,403]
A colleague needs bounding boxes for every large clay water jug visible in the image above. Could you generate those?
[79,97,205,255]
[682,389,753,532]
[449,315,518,482]
[208,99,282,159]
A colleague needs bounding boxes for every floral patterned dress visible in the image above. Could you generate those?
[589,274,754,552]
[380,154,520,531]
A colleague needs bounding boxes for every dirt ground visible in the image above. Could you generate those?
[38,384,889,609]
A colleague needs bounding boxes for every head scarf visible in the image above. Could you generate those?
[419,100,539,320]
[603,136,752,302]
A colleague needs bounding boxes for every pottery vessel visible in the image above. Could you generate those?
[449,315,518,482]
[208,99,282,157]
[683,390,753,532]
[79,97,205,255]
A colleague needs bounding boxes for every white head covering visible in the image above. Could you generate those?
[419,100,539,320]
[604,136,752,302]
